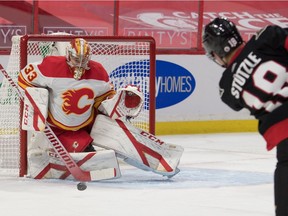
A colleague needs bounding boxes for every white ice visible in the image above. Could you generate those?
[0,132,275,216]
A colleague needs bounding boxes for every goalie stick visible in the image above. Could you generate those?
[0,64,116,182]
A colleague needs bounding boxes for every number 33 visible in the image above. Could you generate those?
[24,64,37,82]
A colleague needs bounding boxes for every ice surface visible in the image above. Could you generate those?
[0,132,275,216]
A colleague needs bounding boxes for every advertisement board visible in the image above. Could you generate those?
[0,54,253,120]
[1,1,288,50]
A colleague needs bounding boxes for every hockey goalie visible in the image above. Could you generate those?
[17,37,184,181]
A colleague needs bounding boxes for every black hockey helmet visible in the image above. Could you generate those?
[202,17,243,64]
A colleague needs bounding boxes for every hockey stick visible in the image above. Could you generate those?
[0,65,116,182]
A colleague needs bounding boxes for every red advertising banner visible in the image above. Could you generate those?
[0,1,287,51]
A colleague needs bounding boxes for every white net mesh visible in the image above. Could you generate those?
[0,36,22,176]
[0,35,155,176]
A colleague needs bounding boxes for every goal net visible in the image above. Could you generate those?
[0,35,155,177]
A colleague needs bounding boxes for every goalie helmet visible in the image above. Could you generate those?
[66,38,91,80]
[202,17,243,67]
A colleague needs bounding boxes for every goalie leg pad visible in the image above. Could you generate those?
[91,114,184,177]
[27,132,121,180]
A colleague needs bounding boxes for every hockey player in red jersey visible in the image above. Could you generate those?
[202,17,288,216]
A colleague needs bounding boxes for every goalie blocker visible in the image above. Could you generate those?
[22,87,48,131]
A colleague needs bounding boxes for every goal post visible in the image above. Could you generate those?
[0,34,156,177]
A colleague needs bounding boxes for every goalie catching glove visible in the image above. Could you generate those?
[99,85,144,120]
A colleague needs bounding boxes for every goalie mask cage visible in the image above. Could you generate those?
[0,34,155,177]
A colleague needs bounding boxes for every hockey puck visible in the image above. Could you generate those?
[77,182,87,191]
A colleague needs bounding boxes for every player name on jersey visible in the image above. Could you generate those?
[231,51,261,99]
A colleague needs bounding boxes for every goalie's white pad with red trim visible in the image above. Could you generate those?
[27,132,121,180]
[22,87,48,131]
[98,85,144,120]
[91,114,184,177]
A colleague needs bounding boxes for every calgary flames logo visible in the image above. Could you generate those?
[62,88,94,115]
